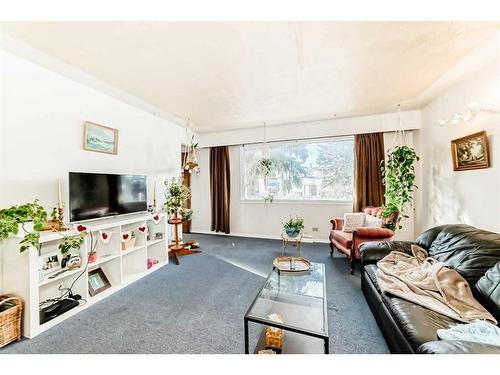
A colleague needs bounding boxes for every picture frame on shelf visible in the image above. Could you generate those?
[83,121,119,155]
[88,267,111,296]
[451,130,490,171]
[154,232,163,240]
[38,253,62,281]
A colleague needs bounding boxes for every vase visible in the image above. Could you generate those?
[285,228,299,237]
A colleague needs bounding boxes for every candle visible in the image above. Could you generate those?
[57,179,63,209]
[153,181,156,201]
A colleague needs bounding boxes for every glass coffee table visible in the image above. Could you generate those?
[244,262,329,354]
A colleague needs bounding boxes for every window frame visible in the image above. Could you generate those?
[239,136,355,205]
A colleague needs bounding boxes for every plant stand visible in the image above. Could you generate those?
[168,218,202,265]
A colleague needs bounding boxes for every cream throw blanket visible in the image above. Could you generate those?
[376,245,497,324]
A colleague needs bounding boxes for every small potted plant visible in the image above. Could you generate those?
[282,216,304,237]
[163,177,191,220]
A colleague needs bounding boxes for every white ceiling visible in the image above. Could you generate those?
[1,21,499,132]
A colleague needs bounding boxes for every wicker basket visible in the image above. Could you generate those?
[0,294,22,348]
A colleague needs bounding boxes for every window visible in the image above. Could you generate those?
[241,137,354,202]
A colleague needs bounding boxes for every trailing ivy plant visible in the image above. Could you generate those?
[381,145,419,230]
[0,200,48,252]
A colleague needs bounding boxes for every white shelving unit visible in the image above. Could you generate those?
[0,213,169,338]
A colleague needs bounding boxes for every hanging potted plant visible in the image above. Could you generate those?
[381,144,419,230]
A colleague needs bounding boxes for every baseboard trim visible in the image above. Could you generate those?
[189,229,329,244]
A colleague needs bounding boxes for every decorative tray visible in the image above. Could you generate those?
[273,256,312,273]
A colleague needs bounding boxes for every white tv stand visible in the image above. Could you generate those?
[1,213,169,338]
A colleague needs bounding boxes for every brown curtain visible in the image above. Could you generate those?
[353,132,385,212]
[210,146,231,233]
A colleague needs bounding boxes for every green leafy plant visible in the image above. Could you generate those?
[164,177,191,217]
[282,215,305,236]
[0,200,48,252]
[58,233,85,254]
[258,158,273,176]
[50,207,58,221]
[180,208,193,221]
[381,145,420,230]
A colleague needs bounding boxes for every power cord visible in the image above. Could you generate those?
[39,230,96,309]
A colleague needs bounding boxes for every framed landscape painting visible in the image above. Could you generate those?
[451,131,490,171]
[83,121,118,154]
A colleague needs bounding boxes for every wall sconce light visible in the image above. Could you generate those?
[437,102,500,126]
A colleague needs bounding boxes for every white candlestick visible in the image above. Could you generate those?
[153,181,156,202]
[57,179,62,209]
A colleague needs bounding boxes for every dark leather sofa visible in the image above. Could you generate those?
[359,224,500,354]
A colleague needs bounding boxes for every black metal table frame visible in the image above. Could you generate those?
[244,265,329,354]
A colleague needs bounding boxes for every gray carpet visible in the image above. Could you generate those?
[1,234,388,354]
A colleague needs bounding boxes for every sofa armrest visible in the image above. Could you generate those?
[417,340,500,354]
[359,241,415,265]
[354,227,394,239]
[330,218,344,230]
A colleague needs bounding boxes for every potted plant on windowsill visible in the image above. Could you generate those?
[282,216,304,238]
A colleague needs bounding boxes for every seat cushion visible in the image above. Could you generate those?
[381,294,458,351]
[364,264,382,293]
[331,230,353,248]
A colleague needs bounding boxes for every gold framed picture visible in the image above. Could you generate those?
[451,131,490,171]
[83,121,119,155]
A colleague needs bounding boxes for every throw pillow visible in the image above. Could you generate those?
[342,213,366,233]
[365,214,383,228]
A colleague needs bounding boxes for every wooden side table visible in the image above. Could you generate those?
[281,231,303,256]
[168,218,202,265]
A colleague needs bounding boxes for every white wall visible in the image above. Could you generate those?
[0,49,185,292]
[191,129,416,242]
[0,48,184,215]
[414,59,500,234]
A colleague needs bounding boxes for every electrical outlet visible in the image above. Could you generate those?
[312,227,319,232]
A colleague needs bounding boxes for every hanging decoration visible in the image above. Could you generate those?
[381,104,420,231]
[73,223,89,233]
[99,230,112,244]
[258,122,273,177]
[182,119,200,174]
[151,213,162,224]
[258,122,274,203]
[121,231,132,243]
[137,225,148,235]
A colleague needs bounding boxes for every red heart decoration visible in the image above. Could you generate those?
[122,234,129,240]
[153,215,159,221]
[77,225,86,232]
[138,226,146,233]
[102,233,108,240]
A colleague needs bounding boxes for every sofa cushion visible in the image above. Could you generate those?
[331,230,353,248]
[416,224,500,286]
[381,294,457,351]
[475,261,500,324]
[342,213,366,233]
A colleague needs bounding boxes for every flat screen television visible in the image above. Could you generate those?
[69,172,147,222]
